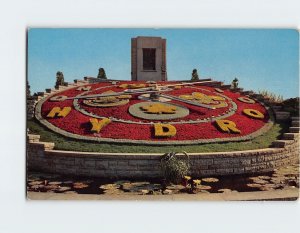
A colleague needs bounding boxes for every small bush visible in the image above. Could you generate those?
[160,152,190,184]
[258,90,283,104]
[282,97,299,116]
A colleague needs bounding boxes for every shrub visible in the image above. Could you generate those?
[160,152,190,184]
[258,90,283,104]
[282,97,299,116]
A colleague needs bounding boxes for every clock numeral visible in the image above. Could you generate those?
[215,120,241,134]
[214,88,224,93]
[49,95,68,102]
[90,118,111,133]
[154,123,177,137]
[243,109,264,119]
[77,86,91,91]
[238,97,255,104]
[179,92,228,109]
[47,107,71,118]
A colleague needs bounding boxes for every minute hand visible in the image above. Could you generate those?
[65,89,171,100]
[159,93,216,109]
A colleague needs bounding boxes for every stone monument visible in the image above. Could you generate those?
[131,36,167,81]
[231,77,239,89]
[97,68,107,79]
[191,69,199,81]
[55,71,65,89]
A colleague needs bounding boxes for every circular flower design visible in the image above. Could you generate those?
[35,81,273,144]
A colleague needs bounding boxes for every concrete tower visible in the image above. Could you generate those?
[131,36,167,81]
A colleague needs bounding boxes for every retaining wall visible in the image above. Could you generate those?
[27,130,299,179]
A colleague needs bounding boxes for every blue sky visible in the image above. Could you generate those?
[28,29,299,98]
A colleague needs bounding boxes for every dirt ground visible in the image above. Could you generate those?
[27,162,299,197]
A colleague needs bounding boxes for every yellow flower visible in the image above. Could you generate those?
[179,95,194,100]
[90,118,111,133]
[243,109,264,119]
[47,106,71,118]
[141,103,177,114]
[118,83,146,89]
[118,84,128,89]
[154,123,177,137]
[215,119,241,134]
[193,179,201,185]
[184,176,191,181]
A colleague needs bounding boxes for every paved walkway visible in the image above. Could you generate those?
[28,188,299,201]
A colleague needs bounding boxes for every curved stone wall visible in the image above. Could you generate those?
[27,129,299,179]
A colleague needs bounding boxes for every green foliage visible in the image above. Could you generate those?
[282,97,299,116]
[27,118,288,153]
[258,89,284,104]
[160,152,190,184]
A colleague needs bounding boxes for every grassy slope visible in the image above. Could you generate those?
[27,118,288,153]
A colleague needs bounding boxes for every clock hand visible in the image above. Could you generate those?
[154,80,214,89]
[131,80,214,93]
[65,80,214,100]
[65,89,172,100]
[158,93,216,109]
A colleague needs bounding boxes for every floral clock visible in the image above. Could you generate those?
[35,80,273,145]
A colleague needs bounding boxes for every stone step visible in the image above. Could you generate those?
[275,111,290,121]
[27,134,40,143]
[291,116,300,121]
[177,78,212,83]
[275,111,290,115]
[254,94,265,100]
[199,78,212,82]
[86,78,114,84]
[200,81,223,87]
[283,133,299,140]
[291,121,300,127]
[261,99,271,105]
[272,105,282,111]
[289,127,300,133]
[67,83,78,87]
[249,93,258,98]
[74,79,88,84]
[27,101,36,105]
[219,84,231,89]
[214,88,224,93]
[29,141,55,150]
[27,114,34,119]
[231,88,244,93]
[49,89,59,94]
[84,76,98,81]
[272,140,294,148]
[249,93,264,99]
[111,81,119,85]
[56,85,69,91]
[61,85,76,89]
[241,90,253,95]
[31,96,39,100]
[37,92,45,97]
[27,97,37,101]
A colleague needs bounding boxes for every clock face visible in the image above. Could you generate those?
[35,81,273,145]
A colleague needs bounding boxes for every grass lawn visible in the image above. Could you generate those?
[27,118,289,153]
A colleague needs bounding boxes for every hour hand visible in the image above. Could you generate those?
[158,93,216,109]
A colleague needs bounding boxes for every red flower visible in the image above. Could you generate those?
[40,82,270,141]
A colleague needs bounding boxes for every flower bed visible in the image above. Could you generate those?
[39,81,271,143]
